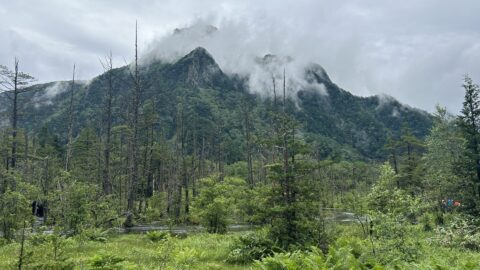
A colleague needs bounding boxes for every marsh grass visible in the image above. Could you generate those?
[0,232,251,270]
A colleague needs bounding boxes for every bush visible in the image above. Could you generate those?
[145,231,169,242]
[256,239,382,270]
[419,212,435,231]
[435,215,480,250]
[192,177,248,234]
[153,236,175,268]
[81,228,109,243]
[89,253,136,269]
[0,188,31,240]
[227,230,281,264]
[256,248,325,270]
[173,247,200,269]
[29,232,74,270]
[145,192,167,222]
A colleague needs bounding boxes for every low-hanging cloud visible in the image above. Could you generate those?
[32,81,70,108]
[143,20,331,99]
[1,0,480,112]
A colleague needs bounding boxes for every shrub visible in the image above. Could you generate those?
[0,188,31,240]
[81,228,109,243]
[29,232,74,270]
[154,236,175,268]
[173,247,200,269]
[145,192,167,222]
[192,177,248,234]
[145,231,169,242]
[256,248,325,270]
[435,215,480,250]
[419,212,435,231]
[90,253,125,270]
[256,239,384,270]
[227,230,281,264]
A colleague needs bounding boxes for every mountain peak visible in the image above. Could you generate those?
[187,47,213,59]
[166,47,226,88]
[305,63,331,84]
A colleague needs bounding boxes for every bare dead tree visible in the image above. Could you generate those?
[65,64,75,171]
[100,52,114,194]
[272,75,277,109]
[0,58,36,169]
[127,21,142,211]
[242,93,254,187]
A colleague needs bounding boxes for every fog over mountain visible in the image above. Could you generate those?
[1,0,480,112]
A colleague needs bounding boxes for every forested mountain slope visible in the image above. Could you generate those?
[0,47,431,161]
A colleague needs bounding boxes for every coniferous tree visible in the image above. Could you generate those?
[423,105,466,203]
[459,75,480,198]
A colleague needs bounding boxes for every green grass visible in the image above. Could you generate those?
[0,232,252,270]
[2,227,480,269]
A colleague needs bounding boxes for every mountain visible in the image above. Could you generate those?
[0,47,432,161]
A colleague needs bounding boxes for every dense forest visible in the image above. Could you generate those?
[1,26,480,270]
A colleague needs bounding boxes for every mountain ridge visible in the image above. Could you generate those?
[0,47,432,161]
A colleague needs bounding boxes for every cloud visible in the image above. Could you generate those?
[32,81,69,108]
[1,0,480,113]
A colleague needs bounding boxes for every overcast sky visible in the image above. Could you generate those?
[1,0,479,113]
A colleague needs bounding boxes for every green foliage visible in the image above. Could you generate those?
[89,253,127,269]
[458,75,480,206]
[256,241,383,270]
[192,177,248,233]
[48,172,116,235]
[256,248,325,270]
[29,232,74,270]
[81,228,109,243]
[366,163,422,263]
[0,186,31,240]
[227,230,280,264]
[145,231,169,242]
[71,127,101,183]
[423,105,467,203]
[172,247,201,270]
[145,192,167,221]
[434,215,480,251]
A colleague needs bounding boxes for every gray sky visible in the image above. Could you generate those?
[1,0,479,113]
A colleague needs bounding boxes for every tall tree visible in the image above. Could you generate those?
[100,52,114,194]
[459,75,480,198]
[423,105,466,202]
[65,64,76,172]
[398,123,424,194]
[242,93,254,187]
[127,22,142,211]
[263,70,323,248]
[384,134,399,176]
[0,58,36,169]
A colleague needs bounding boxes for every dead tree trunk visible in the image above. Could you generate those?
[100,52,114,194]
[0,58,35,169]
[243,94,254,187]
[11,62,18,169]
[65,64,75,171]
[127,22,141,212]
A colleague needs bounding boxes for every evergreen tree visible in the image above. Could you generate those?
[459,75,480,198]
[398,123,424,195]
[423,105,467,204]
